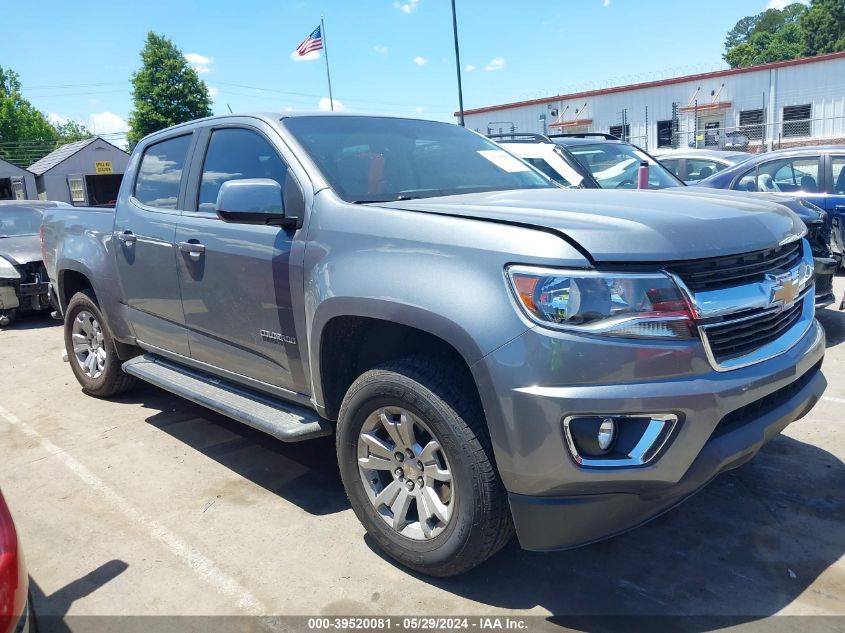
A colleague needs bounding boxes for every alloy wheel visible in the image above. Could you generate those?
[71,310,107,379]
[357,406,454,540]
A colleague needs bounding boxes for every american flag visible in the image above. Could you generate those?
[295,26,323,56]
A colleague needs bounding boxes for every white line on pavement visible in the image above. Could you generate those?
[821,396,845,405]
[0,403,266,616]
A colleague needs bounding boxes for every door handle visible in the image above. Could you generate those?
[178,241,206,260]
[117,230,136,245]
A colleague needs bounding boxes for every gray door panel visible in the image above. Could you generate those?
[114,201,189,355]
[175,215,301,391]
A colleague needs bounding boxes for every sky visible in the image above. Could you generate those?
[0,0,808,144]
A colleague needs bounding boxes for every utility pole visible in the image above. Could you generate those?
[451,0,465,126]
[321,16,335,111]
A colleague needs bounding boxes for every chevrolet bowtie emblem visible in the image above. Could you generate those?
[770,275,799,310]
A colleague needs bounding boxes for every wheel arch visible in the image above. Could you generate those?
[311,298,486,422]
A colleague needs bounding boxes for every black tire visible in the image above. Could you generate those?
[337,357,513,577]
[64,289,137,398]
[0,309,16,328]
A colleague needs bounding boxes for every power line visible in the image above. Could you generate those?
[22,81,127,90]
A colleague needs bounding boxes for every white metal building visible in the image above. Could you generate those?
[460,51,845,152]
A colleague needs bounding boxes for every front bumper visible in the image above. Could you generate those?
[473,315,826,552]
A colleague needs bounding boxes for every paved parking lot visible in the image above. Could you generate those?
[1,277,844,630]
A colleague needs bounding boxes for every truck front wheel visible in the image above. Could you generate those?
[336,358,513,577]
[64,290,136,398]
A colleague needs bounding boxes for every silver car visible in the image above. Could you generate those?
[653,149,754,184]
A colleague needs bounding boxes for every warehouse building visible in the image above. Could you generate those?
[28,137,130,206]
[0,157,36,201]
[461,51,845,152]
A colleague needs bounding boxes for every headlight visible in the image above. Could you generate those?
[798,199,826,222]
[0,257,20,280]
[506,266,694,339]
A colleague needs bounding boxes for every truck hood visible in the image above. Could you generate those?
[0,235,42,266]
[374,188,803,262]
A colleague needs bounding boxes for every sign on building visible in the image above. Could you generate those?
[95,160,113,174]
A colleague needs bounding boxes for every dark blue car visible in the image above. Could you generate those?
[696,146,845,268]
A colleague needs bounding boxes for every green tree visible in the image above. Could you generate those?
[723,3,810,67]
[54,120,92,144]
[0,66,58,166]
[127,32,212,147]
[801,0,845,55]
[725,15,759,50]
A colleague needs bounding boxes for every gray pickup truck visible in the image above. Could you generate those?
[41,113,827,577]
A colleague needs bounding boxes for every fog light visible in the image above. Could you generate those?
[563,413,679,468]
[597,418,616,451]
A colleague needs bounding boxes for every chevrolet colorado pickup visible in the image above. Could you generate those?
[41,113,827,577]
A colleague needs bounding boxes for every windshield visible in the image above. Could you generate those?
[565,143,682,189]
[283,116,555,202]
[0,208,43,237]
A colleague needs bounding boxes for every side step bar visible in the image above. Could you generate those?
[123,354,332,442]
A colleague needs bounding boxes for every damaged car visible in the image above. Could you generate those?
[0,201,65,327]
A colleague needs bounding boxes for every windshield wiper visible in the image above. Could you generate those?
[351,189,445,204]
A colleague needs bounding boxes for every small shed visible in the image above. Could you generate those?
[0,156,36,201]
[28,137,130,206]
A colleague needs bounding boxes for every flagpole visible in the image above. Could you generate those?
[321,15,335,111]
[451,0,465,126]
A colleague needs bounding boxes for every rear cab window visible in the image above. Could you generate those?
[134,134,192,209]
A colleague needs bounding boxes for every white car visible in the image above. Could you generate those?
[494,133,683,190]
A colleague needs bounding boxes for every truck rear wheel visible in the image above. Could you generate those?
[64,290,136,398]
[336,357,513,577]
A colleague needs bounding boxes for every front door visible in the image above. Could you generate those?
[175,125,306,394]
[827,155,845,258]
[113,133,193,356]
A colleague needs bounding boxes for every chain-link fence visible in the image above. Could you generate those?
[665,114,845,153]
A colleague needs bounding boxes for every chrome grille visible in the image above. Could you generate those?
[667,240,803,292]
[702,298,805,364]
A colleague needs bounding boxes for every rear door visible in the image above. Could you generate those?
[174,122,308,395]
[114,133,194,356]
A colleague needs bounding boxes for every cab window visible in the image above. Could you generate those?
[760,157,820,193]
[523,157,575,187]
[686,159,723,181]
[733,166,758,191]
[134,134,192,209]
[659,158,681,178]
[198,128,289,213]
[832,156,845,195]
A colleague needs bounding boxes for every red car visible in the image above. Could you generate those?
[0,491,29,633]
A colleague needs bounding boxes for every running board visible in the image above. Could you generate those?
[122,354,332,442]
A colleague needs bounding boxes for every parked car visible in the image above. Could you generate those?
[685,188,836,308]
[42,113,826,577]
[492,132,684,189]
[493,135,835,307]
[695,146,845,267]
[0,490,30,633]
[652,149,754,184]
[0,201,65,327]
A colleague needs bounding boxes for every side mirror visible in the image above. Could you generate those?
[216,178,288,226]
